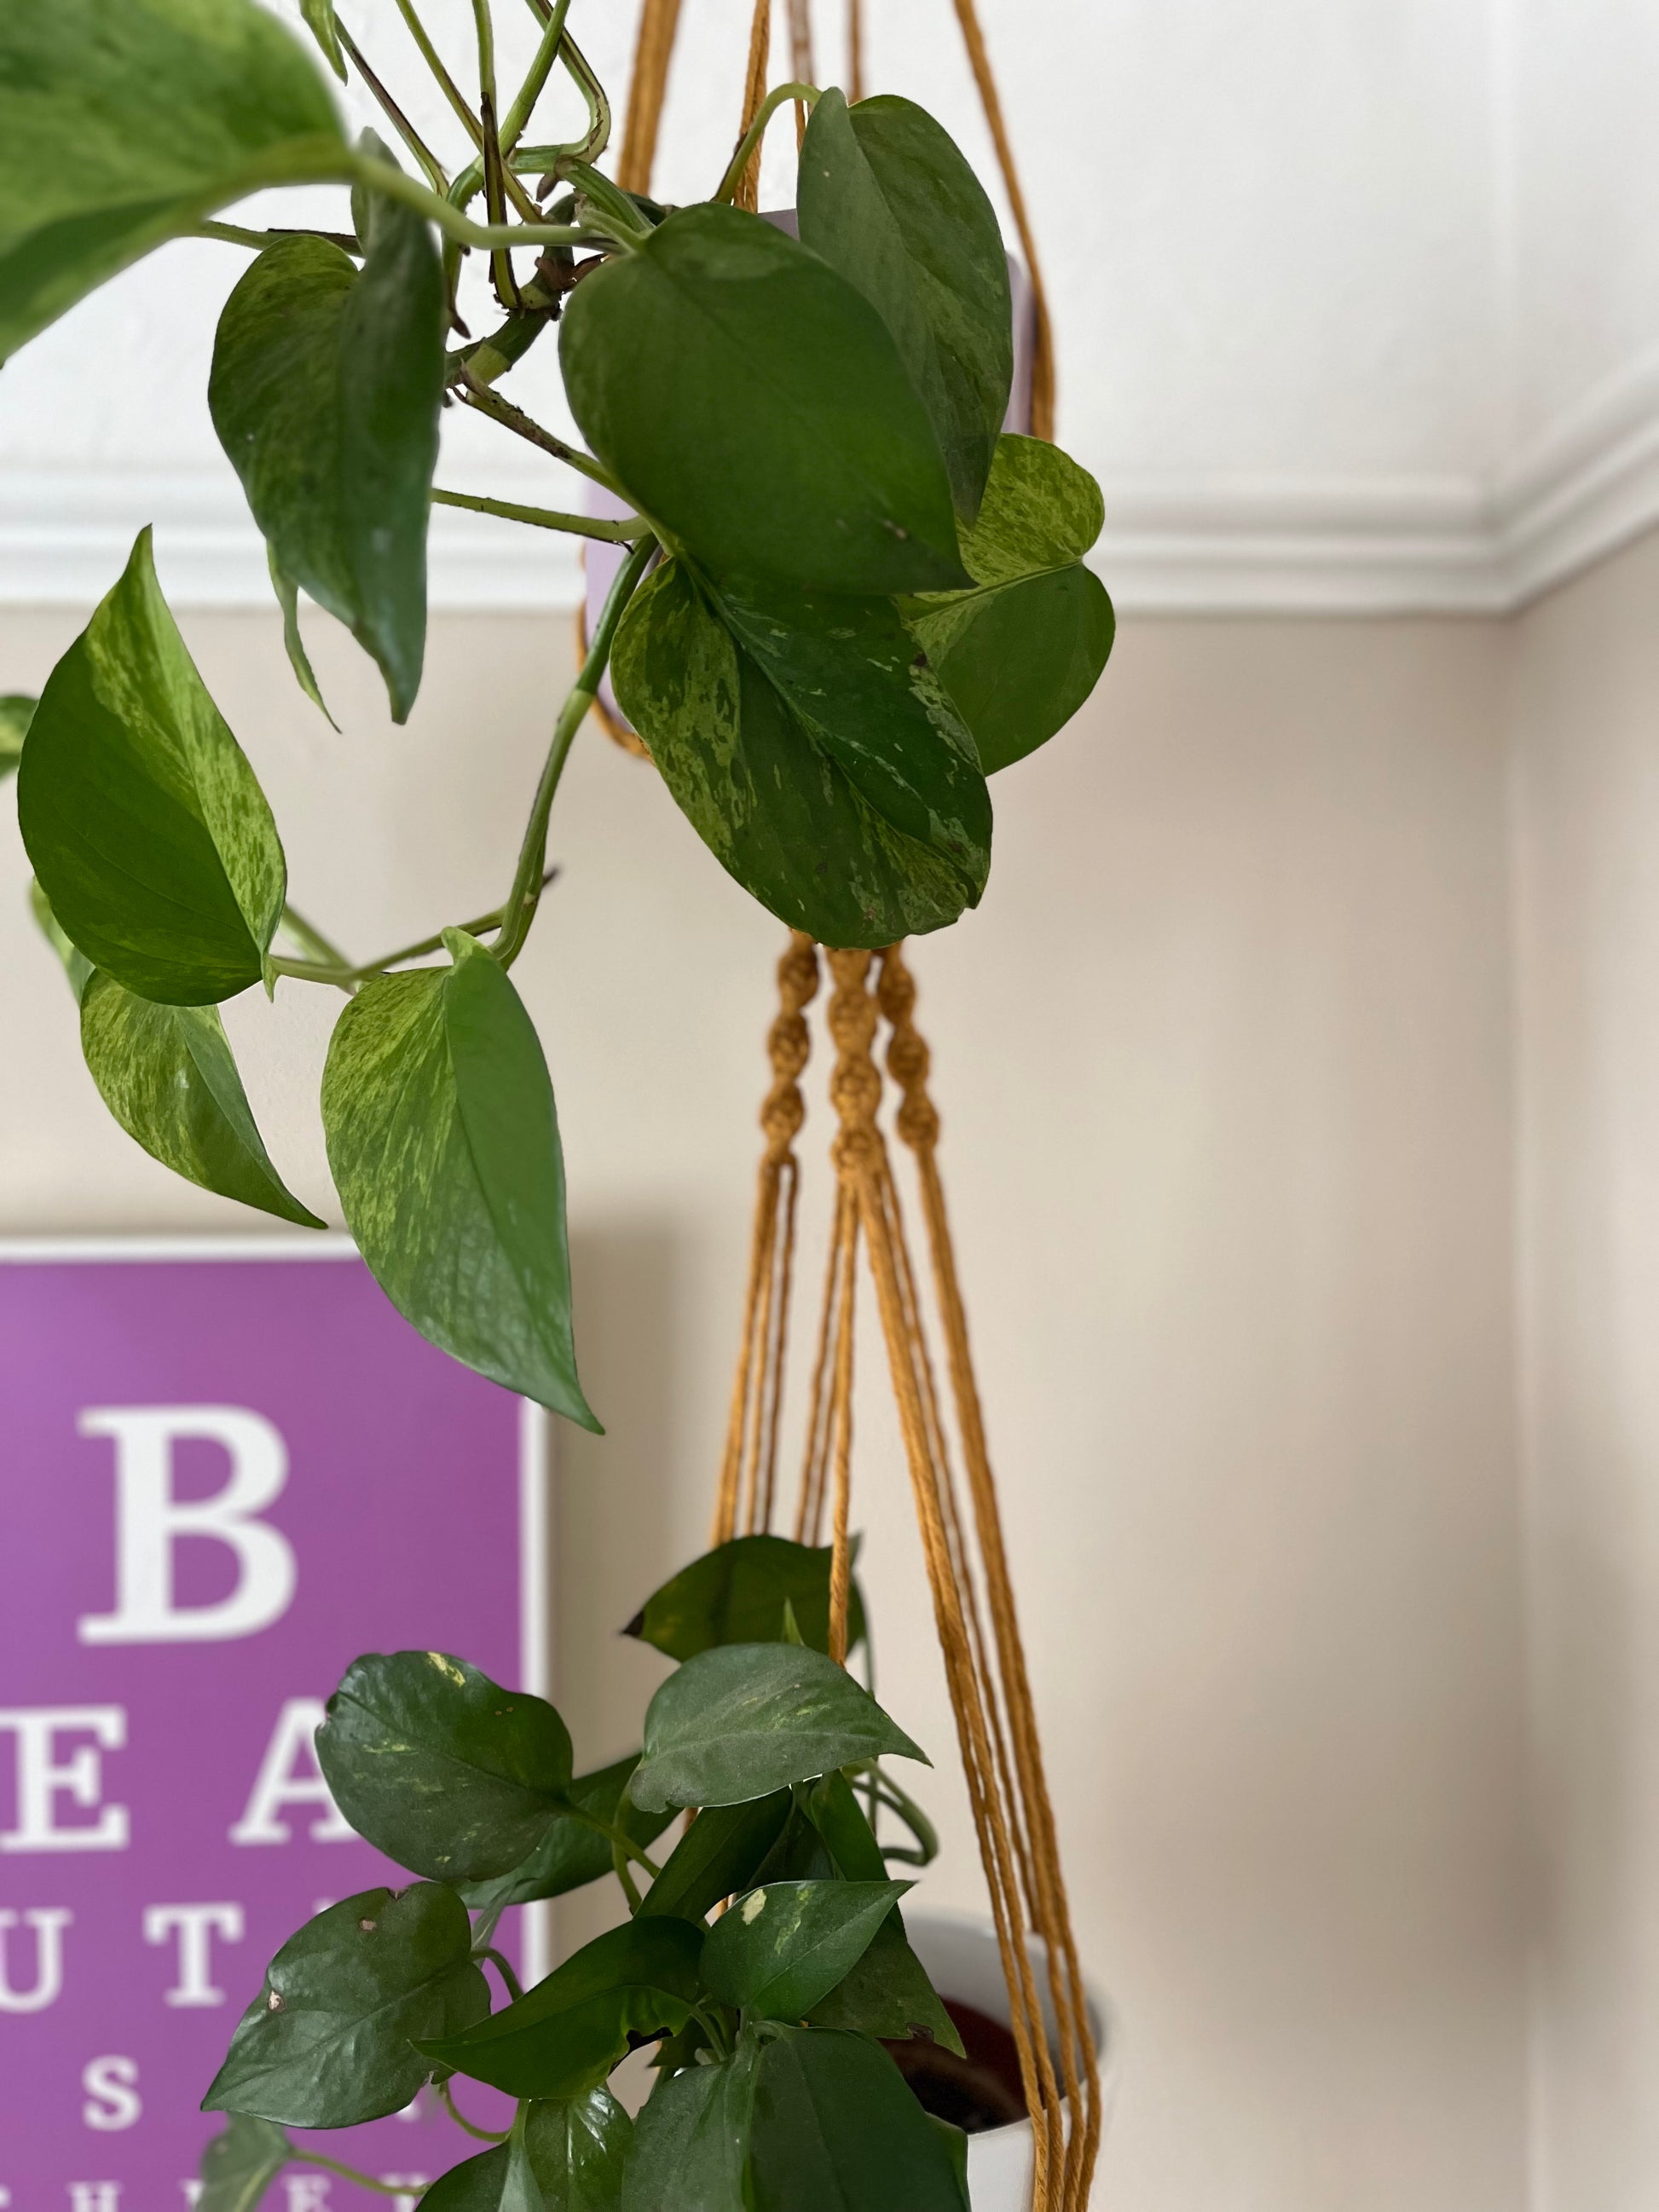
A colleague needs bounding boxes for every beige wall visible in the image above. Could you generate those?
[1510,528,1659,2212]
[0,604,1529,2209]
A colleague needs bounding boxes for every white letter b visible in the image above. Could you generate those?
[77,1407,296,1645]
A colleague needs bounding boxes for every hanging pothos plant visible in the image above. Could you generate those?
[0,1,1113,2203]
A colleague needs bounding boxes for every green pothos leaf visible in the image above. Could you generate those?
[610,559,989,948]
[0,692,33,776]
[28,879,93,1003]
[79,969,324,1226]
[906,434,1114,772]
[300,0,348,81]
[627,1535,866,1661]
[268,551,337,730]
[199,2114,290,2212]
[321,928,598,1426]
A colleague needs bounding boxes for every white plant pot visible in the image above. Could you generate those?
[903,1909,1115,2212]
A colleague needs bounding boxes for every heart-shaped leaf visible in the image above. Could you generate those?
[610,560,983,948]
[321,928,598,1425]
[747,2027,968,2212]
[421,1917,704,2101]
[804,1910,962,2054]
[702,1879,912,2020]
[424,2092,633,2212]
[203,1885,488,2128]
[18,529,286,1005]
[629,1644,927,1816]
[638,1791,794,1923]
[906,435,1114,772]
[199,2114,290,2212]
[316,1650,575,1881]
[623,2036,762,2212]
[79,969,323,1227]
[561,204,968,596]
[627,1537,866,1663]
[0,693,32,777]
[462,1755,676,1914]
[799,91,1012,522]
[0,0,345,361]
[211,200,444,722]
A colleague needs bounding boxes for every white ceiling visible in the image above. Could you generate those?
[0,0,1652,611]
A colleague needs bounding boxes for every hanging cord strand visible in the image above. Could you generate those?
[848,0,864,101]
[731,0,774,212]
[788,0,814,144]
[820,949,1063,2208]
[795,1179,852,1545]
[877,944,1100,2210]
[947,0,1055,440]
[616,0,685,193]
[712,934,818,1547]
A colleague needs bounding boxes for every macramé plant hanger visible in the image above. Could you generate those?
[587,17,1099,2209]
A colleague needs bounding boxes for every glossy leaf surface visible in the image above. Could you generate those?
[630,1643,927,1815]
[199,2114,290,2212]
[561,204,968,595]
[622,2037,761,2212]
[638,1790,794,1924]
[0,0,344,361]
[316,1650,575,1881]
[748,2027,969,2212]
[80,970,323,1226]
[799,91,1011,520]
[18,530,286,1004]
[425,2093,632,2212]
[611,561,983,947]
[907,436,1113,772]
[203,1885,487,2128]
[627,1536,865,1662]
[804,1909,962,2053]
[322,929,597,1425]
[462,1756,674,1913]
[211,206,443,722]
[702,1879,912,2020]
[421,1917,703,2101]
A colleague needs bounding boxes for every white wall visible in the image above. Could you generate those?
[1509,527,1659,2212]
[0,601,1529,2212]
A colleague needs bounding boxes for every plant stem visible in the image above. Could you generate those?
[393,0,483,151]
[519,0,611,168]
[714,82,820,203]
[267,871,559,990]
[280,904,351,967]
[613,1841,644,1913]
[491,535,656,970]
[350,151,598,251]
[438,2076,511,2143]
[501,0,572,156]
[293,2155,408,2195]
[433,486,644,540]
[563,159,652,245]
[690,2002,732,2057]
[454,377,616,487]
[480,1943,524,2001]
[565,1804,665,1881]
[336,19,451,193]
[194,222,360,252]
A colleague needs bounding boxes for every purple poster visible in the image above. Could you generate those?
[0,1238,546,2208]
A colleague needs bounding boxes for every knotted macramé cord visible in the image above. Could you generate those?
[713,939,1100,2212]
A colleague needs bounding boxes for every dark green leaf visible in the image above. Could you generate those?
[930,2115,973,2212]
[321,928,598,1425]
[804,1909,962,2055]
[211,200,444,722]
[199,2114,290,2212]
[420,1917,703,2101]
[29,879,94,1003]
[622,2037,761,2212]
[748,1798,838,1888]
[610,560,981,948]
[802,1770,887,1881]
[269,552,337,730]
[702,1879,912,2020]
[301,0,347,81]
[629,1644,927,1816]
[316,1650,574,1881]
[427,2092,631,2212]
[627,1537,865,1662]
[748,2027,968,2212]
[638,1791,793,1923]
[0,692,33,777]
[202,1885,487,2128]
[799,91,1011,521]
[79,968,324,1226]
[18,529,286,1004]
[560,204,968,596]
[906,435,1113,772]
[0,0,345,361]
[462,1756,675,1913]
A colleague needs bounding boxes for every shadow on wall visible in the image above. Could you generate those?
[554,1220,684,1956]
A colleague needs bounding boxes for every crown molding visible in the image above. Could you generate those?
[0,361,1656,619]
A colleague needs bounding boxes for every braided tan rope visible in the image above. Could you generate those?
[616,0,684,193]
[732,0,773,212]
